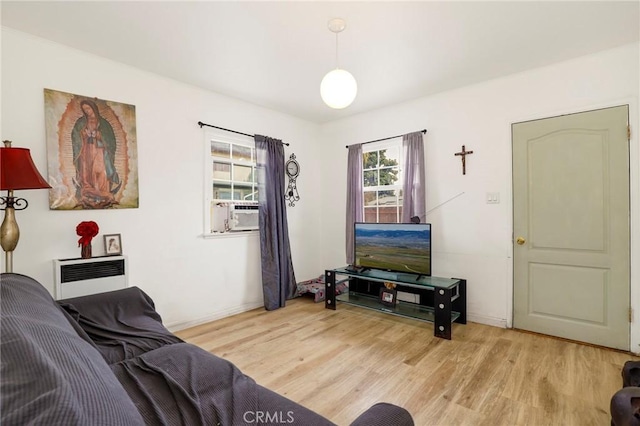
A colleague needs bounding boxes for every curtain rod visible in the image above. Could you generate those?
[197,121,290,146]
[345,129,427,148]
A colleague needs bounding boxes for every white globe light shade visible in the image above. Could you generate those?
[320,69,357,109]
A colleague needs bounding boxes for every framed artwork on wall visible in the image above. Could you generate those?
[44,88,139,210]
[104,234,122,256]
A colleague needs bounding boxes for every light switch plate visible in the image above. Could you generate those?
[486,192,500,204]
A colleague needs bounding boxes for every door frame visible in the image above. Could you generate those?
[506,98,640,353]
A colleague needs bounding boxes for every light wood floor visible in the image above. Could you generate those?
[175,297,638,426]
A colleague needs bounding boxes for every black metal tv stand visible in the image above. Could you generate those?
[325,267,466,340]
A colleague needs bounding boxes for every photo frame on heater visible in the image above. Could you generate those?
[104,234,122,256]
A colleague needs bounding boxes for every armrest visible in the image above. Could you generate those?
[57,287,182,364]
[58,286,163,324]
[611,386,640,426]
[349,402,414,426]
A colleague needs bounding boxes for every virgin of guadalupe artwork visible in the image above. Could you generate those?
[44,89,139,210]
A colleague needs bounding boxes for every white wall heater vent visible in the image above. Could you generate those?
[54,255,128,300]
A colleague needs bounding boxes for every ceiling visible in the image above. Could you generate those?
[2,1,639,124]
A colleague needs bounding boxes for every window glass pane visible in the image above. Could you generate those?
[234,183,255,201]
[378,148,400,187]
[364,191,377,206]
[382,147,400,166]
[378,190,399,205]
[363,151,378,169]
[211,141,230,159]
[213,182,232,199]
[234,165,253,182]
[379,167,399,186]
[364,207,377,223]
[363,170,377,187]
[213,162,231,180]
[232,145,252,162]
[378,206,398,223]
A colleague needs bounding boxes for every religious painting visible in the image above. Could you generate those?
[44,89,139,210]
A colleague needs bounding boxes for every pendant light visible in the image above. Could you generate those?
[320,18,357,109]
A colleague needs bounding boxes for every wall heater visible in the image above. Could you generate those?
[53,255,128,300]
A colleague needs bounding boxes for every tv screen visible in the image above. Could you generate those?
[354,222,431,276]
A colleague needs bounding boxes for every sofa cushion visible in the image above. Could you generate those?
[59,286,183,364]
[1,273,144,426]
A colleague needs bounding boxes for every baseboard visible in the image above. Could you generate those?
[167,304,507,333]
[166,301,264,332]
[467,313,508,329]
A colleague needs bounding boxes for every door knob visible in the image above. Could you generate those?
[516,237,526,245]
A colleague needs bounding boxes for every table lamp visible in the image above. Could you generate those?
[0,140,51,272]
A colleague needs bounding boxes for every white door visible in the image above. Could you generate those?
[512,105,630,350]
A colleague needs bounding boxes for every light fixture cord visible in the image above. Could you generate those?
[335,31,340,69]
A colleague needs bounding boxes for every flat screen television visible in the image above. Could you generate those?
[354,222,431,276]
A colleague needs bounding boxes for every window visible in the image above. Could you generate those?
[362,139,403,223]
[204,132,258,234]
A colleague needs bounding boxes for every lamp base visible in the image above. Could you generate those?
[4,251,13,273]
[0,206,19,273]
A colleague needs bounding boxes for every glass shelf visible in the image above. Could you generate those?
[336,292,461,324]
[331,266,459,290]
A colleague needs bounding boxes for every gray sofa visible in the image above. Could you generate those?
[1,273,414,426]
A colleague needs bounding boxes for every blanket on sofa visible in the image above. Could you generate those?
[58,287,183,364]
[110,342,329,425]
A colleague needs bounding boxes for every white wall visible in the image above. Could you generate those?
[1,28,323,329]
[3,27,639,349]
[319,43,640,342]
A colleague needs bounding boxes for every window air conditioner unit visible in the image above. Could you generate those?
[53,255,128,300]
[228,204,259,231]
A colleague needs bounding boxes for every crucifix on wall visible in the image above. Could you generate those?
[454,145,474,175]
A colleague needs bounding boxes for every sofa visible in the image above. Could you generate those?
[1,273,414,426]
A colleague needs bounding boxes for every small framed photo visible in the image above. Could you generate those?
[379,286,397,308]
[104,234,122,256]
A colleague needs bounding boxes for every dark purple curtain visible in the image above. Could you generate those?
[255,135,297,310]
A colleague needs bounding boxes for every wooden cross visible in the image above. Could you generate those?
[454,145,474,175]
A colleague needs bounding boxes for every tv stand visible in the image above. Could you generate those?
[325,267,466,340]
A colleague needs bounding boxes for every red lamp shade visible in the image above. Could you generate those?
[0,147,51,190]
